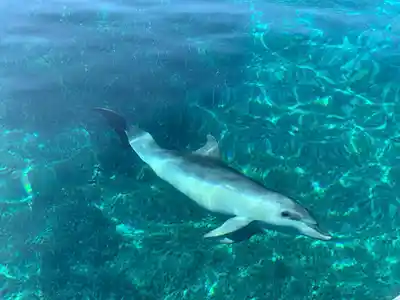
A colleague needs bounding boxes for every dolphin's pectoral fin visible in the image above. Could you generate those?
[204,216,252,238]
[194,134,220,159]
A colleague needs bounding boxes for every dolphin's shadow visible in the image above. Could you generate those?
[220,221,264,243]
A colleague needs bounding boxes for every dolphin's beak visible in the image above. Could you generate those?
[300,223,332,241]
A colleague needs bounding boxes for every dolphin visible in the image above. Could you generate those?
[94,107,332,243]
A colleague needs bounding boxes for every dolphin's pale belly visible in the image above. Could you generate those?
[141,150,270,219]
[163,164,242,214]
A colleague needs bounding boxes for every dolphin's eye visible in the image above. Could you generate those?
[281,211,301,221]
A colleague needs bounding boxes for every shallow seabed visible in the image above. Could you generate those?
[0,0,400,299]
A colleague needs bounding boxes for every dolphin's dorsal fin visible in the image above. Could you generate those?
[193,134,220,159]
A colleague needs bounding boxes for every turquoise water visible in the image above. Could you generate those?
[1,0,400,299]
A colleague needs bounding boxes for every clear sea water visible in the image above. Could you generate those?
[1,0,400,299]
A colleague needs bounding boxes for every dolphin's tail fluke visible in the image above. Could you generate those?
[93,107,130,148]
[94,107,164,166]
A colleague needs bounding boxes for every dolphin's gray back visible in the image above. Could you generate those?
[129,134,282,218]
[179,154,295,205]
[179,155,268,195]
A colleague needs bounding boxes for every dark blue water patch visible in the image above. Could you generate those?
[3,0,400,299]
[0,0,253,137]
